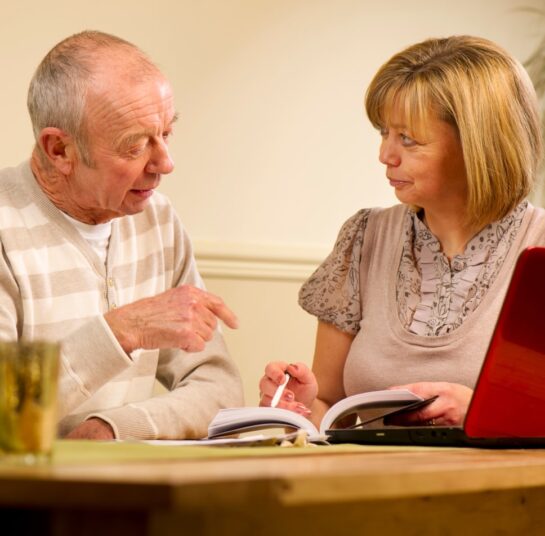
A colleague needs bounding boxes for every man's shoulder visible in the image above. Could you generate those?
[0,162,28,195]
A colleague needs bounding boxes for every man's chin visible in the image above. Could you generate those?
[122,190,155,213]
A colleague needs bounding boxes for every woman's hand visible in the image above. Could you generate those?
[258,361,318,416]
[386,382,473,426]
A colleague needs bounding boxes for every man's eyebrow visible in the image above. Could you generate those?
[117,132,149,149]
[117,113,180,149]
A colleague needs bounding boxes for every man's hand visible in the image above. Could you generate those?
[65,417,116,439]
[104,285,238,354]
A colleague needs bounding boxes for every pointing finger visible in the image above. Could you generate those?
[207,295,239,329]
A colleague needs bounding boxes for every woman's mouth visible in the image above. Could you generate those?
[388,178,411,188]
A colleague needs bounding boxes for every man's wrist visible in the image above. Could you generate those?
[104,309,135,354]
[65,417,116,440]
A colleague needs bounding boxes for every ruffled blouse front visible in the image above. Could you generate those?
[299,202,527,337]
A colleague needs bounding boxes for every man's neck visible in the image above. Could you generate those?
[30,150,105,225]
[30,149,71,212]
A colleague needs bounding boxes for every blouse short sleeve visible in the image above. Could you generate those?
[298,209,371,334]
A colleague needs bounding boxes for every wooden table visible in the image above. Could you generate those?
[2,440,545,535]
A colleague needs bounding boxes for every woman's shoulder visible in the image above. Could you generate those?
[517,202,545,232]
[336,204,408,240]
[339,204,407,227]
[526,202,545,220]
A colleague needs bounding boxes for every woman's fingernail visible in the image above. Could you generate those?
[284,391,294,401]
[289,363,299,370]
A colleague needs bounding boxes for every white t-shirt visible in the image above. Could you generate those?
[62,213,112,265]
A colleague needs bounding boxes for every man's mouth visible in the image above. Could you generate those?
[131,188,155,198]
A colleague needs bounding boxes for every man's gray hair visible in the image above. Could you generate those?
[27,30,159,166]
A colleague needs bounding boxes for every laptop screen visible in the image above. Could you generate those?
[464,247,545,438]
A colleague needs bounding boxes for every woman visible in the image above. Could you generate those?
[258,35,545,428]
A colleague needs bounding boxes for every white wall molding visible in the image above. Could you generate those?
[194,240,329,282]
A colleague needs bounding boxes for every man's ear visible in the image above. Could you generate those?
[38,127,78,175]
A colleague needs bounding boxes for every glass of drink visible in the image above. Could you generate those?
[0,341,60,464]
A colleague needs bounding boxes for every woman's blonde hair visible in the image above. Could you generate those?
[365,35,542,228]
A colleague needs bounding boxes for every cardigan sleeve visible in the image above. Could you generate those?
[91,330,243,440]
[298,209,371,335]
[85,216,244,440]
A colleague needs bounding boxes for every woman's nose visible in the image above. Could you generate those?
[379,138,401,167]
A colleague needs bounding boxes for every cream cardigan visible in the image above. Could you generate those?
[0,161,243,439]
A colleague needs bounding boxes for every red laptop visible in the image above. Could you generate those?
[327,247,545,447]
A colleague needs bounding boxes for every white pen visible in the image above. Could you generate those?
[270,372,290,408]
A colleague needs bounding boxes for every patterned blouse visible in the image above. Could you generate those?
[299,202,528,337]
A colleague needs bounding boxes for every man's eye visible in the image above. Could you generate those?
[127,144,146,157]
[162,131,173,142]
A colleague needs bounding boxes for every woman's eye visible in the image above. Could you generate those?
[379,127,389,138]
[400,133,416,146]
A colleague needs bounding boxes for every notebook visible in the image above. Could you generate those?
[326,246,545,448]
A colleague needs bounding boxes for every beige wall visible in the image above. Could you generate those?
[1,0,543,405]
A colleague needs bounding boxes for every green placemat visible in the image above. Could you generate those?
[48,439,451,465]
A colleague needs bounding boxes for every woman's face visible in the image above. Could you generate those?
[378,109,468,219]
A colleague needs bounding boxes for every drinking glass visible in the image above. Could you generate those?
[0,341,60,464]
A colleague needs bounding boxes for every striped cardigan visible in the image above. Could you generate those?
[0,161,243,439]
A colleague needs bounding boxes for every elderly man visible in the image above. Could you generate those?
[0,31,244,440]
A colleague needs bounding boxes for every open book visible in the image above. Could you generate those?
[208,388,427,442]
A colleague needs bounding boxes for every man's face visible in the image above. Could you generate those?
[68,74,177,223]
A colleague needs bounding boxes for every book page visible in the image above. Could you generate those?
[320,389,422,433]
[208,406,320,438]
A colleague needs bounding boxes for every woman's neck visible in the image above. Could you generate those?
[422,209,480,260]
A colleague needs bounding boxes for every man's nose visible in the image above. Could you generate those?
[146,139,174,175]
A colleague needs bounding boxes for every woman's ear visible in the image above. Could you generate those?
[38,128,77,175]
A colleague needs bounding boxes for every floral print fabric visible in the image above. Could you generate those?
[298,209,370,335]
[299,202,527,336]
